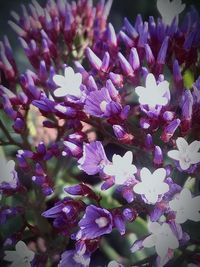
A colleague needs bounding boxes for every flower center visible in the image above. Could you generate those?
[99,101,108,112]
[95,216,109,228]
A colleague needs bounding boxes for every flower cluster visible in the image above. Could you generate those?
[0,0,200,266]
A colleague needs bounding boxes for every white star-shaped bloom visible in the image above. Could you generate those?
[135,73,170,108]
[4,241,35,267]
[157,0,185,25]
[53,67,82,97]
[133,168,169,204]
[143,222,179,260]
[169,188,200,224]
[167,138,200,171]
[103,151,137,184]
[0,156,18,188]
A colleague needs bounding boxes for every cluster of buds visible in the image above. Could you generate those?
[0,0,200,267]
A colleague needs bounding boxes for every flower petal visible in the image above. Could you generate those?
[167,150,180,160]
[176,137,188,152]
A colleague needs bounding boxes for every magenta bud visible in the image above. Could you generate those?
[153,146,163,166]
[161,119,181,142]
[129,47,140,71]
[86,47,102,70]
[157,36,169,65]
[101,52,110,73]
[13,118,25,133]
[118,52,133,76]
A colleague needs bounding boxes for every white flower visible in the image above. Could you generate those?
[4,240,35,267]
[107,260,123,267]
[167,138,200,170]
[53,66,82,97]
[0,156,18,188]
[157,0,185,25]
[143,222,179,260]
[103,151,137,184]
[169,188,200,224]
[135,73,170,108]
[133,168,169,204]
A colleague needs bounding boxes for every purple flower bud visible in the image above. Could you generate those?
[13,118,25,133]
[120,105,130,120]
[163,111,175,121]
[173,59,183,89]
[182,90,193,120]
[86,47,102,70]
[113,125,127,139]
[101,52,110,72]
[124,17,138,39]
[109,72,123,87]
[130,239,144,253]
[113,125,133,144]
[54,104,76,117]
[119,31,134,47]
[161,119,181,142]
[157,36,169,65]
[32,175,45,185]
[122,208,137,221]
[118,52,133,76]
[106,23,117,47]
[18,92,28,104]
[144,44,155,65]
[113,212,125,235]
[106,79,118,98]
[37,142,46,154]
[153,146,163,166]
[39,60,48,82]
[138,21,148,48]
[145,133,153,149]
[2,95,17,119]
[181,90,194,134]
[63,141,82,157]
[129,47,140,71]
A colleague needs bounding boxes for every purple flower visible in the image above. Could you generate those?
[78,141,109,175]
[84,87,117,118]
[78,205,113,239]
[58,250,90,267]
